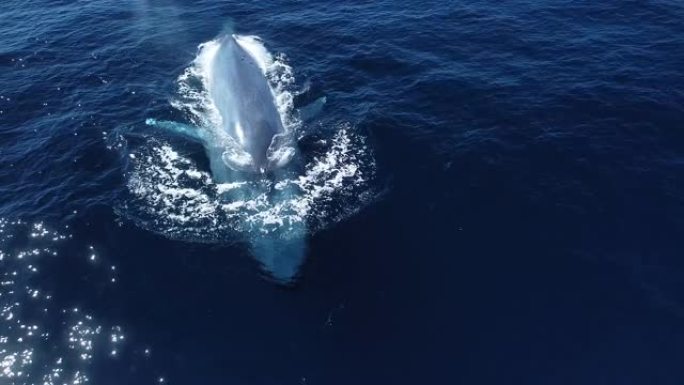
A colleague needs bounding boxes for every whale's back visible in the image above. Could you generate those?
[208,35,284,171]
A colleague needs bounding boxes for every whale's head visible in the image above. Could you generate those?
[207,34,290,174]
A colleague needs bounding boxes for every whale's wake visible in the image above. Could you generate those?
[116,34,376,281]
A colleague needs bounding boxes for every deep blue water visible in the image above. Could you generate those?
[2,0,684,384]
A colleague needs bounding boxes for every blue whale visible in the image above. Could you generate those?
[208,34,286,174]
[144,33,326,283]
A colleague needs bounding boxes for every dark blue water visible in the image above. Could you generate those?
[2,1,684,384]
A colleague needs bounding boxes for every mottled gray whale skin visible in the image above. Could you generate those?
[209,34,285,173]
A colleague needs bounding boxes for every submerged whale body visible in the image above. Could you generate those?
[208,34,287,174]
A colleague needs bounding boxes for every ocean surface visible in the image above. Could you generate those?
[2,0,684,384]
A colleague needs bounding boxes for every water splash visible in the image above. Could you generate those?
[122,125,375,241]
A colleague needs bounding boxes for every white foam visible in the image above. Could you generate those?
[124,124,375,242]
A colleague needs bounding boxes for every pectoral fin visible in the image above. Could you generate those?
[145,118,205,143]
[296,96,326,122]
